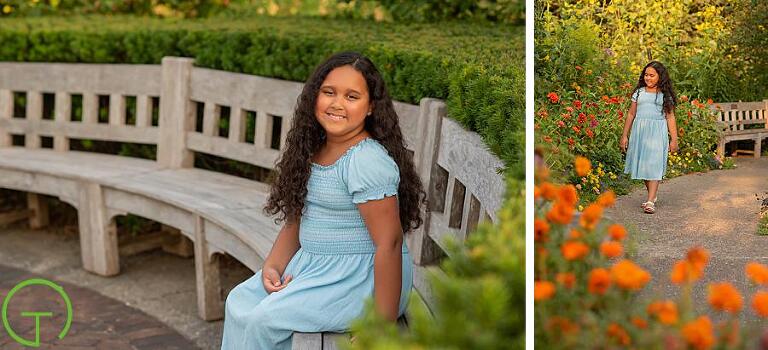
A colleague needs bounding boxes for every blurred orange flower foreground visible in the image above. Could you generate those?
[535,156,768,349]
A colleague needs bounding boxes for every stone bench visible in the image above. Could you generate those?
[711,100,768,158]
[0,57,506,349]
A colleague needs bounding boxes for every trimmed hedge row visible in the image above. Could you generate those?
[0,15,524,179]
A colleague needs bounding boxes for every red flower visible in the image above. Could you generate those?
[557,121,566,128]
[577,113,587,124]
[547,92,560,103]
[543,136,553,143]
[573,100,582,109]
[586,129,594,138]
[566,106,574,113]
[567,138,575,146]
[572,126,581,134]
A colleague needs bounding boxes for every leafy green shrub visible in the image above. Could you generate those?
[0,0,229,18]
[0,14,524,178]
[347,177,525,349]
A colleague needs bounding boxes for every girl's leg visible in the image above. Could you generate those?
[647,180,659,203]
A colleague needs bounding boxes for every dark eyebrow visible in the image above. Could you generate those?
[319,85,364,95]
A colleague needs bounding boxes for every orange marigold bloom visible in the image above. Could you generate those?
[681,316,714,350]
[600,241,623,258]
[556,272,576,288]
[588,268,611,295]
[647,300,679,325]
[745,262,768,285]
[631,317,648,329]
[534,219,550,243]
[670,260,704,284]
[533,185,541,200]
[546,316,579,334]
[708,282,743,313]
[579,204,603,230]
[561,241,590,261]
[606,323,631,346]
[611,260,651,291]
[574,156,591,177]
[558,185,578,206]
[534,281,555,301]
[546,202,574,225]
[568,229,582,239]
[607,224,627,241]
[539,182,558,201]
[687,247,709,271]
[596,190,616,207]
[752,291,768,317]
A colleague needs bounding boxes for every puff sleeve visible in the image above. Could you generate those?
[631,88,641,102]
[345,143,400,204]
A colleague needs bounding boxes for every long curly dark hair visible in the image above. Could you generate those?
[634,61,677,114]
[264,52,427,234]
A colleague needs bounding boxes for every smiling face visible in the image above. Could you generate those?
[315,65,373,140]
[644,66,660,89]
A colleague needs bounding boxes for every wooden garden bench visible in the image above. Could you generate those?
[711,100,768,158]
[0,57,506,349]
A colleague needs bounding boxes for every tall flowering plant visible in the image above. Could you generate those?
[535,156,768,349]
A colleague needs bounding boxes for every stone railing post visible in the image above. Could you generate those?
[158,57,195,168]
[406,98,445,266]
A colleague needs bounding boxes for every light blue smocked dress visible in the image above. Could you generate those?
[221,137,413,350]
[624,87,670,180]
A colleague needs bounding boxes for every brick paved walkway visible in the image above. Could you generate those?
[0,264,198,350]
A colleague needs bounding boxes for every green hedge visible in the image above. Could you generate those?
[0,15,524,179]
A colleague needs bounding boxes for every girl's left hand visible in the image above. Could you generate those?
[670,140,679,153]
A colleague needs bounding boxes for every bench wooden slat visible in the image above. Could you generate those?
[291,332,322,350]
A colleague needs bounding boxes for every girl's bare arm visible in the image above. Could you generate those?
[263,217,301,276]
[358,196,403,322]
[622,101,638,138]
[666,110,679,152]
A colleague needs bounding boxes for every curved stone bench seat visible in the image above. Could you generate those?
[0,147,279,321]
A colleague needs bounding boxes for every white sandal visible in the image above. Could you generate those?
[641,197,658,208]
[643,201,656,214]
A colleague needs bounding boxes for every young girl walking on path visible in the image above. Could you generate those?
[620,61,679,214]
[221,52,426,349]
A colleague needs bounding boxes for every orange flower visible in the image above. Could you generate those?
[546,316,579,334]
[556,272,576,288]
[547,202,574,225]
[558,185,578,206]
[534,219,550,243]
[752,291,768,317]
[547,92,560,103]
[708,282,743,313]
[647,300,679,325]
[611,260,651,290]
[631,317,648,329]
[569,229,582,239]
[588,268,611,295]
[606,323,630,346]
[681,316,714,350]
[539,182,557,201]
[596,191,616,207]
[533,185,541,200]
[607,224,627,241]
[745,262,768,285]
[561,241,590,261]
[534,281,555,301]
[670,260,704,284]
[574,156,591,177]
[687,247,709,271]
[600,241,623,258]
[579,204,603,230]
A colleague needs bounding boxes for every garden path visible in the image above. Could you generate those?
[605,157,768,319]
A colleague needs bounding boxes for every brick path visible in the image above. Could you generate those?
[0,264,198,350]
